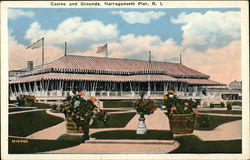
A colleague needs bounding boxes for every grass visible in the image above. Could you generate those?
[9,108,34,112]
[91,130,173,140]
[198,110,242,114]
[9,110,64,137]
[90,112,136,128]
[232,101,242,106]
[9,137,81,154]
[57,134,83,142]
[195,115,241,131]
[103,101,134,108]
[170,135,241,153]
[33,102,51,109]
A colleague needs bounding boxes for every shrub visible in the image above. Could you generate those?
[51,104,59,110]
[196,115,210,128]
[163,90,198,115]
[227,104,232,111]
[16,95,36,106]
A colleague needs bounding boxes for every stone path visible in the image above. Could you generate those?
[28,108,178,153]
[26,109,66,140]
[46,141,180,153]
[194,120,242,141]
[125,108,170,130]
[26,108,170,139]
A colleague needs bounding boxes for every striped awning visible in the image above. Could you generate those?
[10,73,177,84]
[10,73,221,85]
[180,78,223,85]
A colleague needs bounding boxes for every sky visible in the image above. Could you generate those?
[8,8,241,84]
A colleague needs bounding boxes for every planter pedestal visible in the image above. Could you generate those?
[136,115,147,134]
[168,114,196,134]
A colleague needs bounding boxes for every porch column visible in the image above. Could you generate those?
[147,81,151,97]
[129,82,134,96]
[120,82,123,96]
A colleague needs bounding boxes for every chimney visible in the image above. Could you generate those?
[27,61,33,71]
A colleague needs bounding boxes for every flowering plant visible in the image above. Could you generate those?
[51,103,59,110]
[163,90,198,115]
[59,91,110,127]
[133,92,157,115]
[16,95,36,106]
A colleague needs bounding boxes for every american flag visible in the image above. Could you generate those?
[96,44,108,53]
[26,38,43,49]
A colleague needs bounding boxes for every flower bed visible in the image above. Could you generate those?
[16,95,36,106]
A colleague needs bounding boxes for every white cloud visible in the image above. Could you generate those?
[105,34,181,62]
[9,34,63,70]
[9,30,241,84]
[24,17,119,52]
[182,40,241,84]
[171,11,241,50]
[8,9,34,19]
[111,11,165,24]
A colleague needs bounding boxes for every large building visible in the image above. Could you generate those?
[9,55,222,102]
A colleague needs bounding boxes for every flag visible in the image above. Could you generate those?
[96,44,107,53]
[26,38,43,49]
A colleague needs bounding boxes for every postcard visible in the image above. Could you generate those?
[1,1,249,160]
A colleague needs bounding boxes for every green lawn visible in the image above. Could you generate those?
[103,101,134,108]
[57,134,83,142]
[170,135,241,153]
[9,137,81,154]
[9,110,64,137]
[91,130,173,140]
[90,112,136,128]
[9,108,34,112]
[198,110,242,114]
[33,103,51,109]
[195,115,241,131]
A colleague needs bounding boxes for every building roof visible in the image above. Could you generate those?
[228,80,242,90]
[36,55,209,78]
[10,73,220,85]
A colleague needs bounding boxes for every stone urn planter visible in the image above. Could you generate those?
[133,92,157,135]
[168,114,196,134]
[136,114,147,134]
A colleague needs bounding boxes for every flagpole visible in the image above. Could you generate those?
[65,42,67,56]
[106,44,108,58]
[42,37,44,65]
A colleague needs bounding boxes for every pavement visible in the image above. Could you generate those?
[193,120,242,141]
[46,108,179,153]
[9,106,242,153]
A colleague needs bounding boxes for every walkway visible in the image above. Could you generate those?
[27,108,170,139]
[46,108,177,153]
[194,120,242,141]
[125,108,170,130]
[26,109,66,140]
